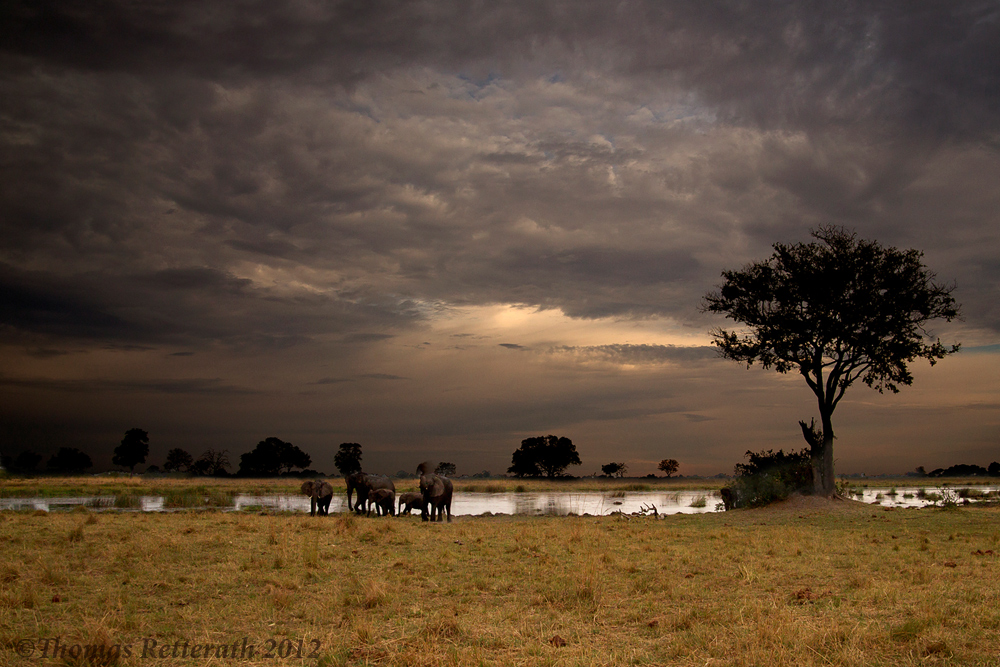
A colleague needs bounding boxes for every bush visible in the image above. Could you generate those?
[721,448,813,509]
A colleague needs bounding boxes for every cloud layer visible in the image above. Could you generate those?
[1,1,997,475]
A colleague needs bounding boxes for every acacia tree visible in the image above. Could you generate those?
[703,227,960,496]
[657,459,679,478]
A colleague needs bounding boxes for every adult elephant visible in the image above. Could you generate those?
[417,462,453,522]
[397,491,422,516]
[300,480,334,516]
[345,472,395,514]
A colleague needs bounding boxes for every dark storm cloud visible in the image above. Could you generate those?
[3,1,997,332]
[0,262,419,348]
[0,0,997,474]
[5,1,997,140]
[0,375,255,395]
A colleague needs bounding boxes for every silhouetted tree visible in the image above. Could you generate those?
[1,450,43,473]
[657,459,679,478]
[113,428,149,472]
[435,462,457,477]
[238,437,311,477]
[990,462,1000,477]
[601,462,628,477]
[507,435,581,478]
[163,448,194,473]
[334,442,363,475]
[927,463,989,477]
[47,447,93,473]
[191,449,230,476]
[704,226,960,496]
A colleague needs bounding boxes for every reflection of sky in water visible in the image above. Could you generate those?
[1,487,996,514]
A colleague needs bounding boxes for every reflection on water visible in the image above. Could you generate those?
[1,486,996,514]
[466,491,720,516]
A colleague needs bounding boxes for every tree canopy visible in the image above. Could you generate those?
[1,450,42,473]
[601,462,628,478]
[657,459,679,478]
[47,447,93,473]
[435,462,457,477]
[191,449,230,476]
[334,442,363,476]
[163,448,194,473]
[238,437,311,476]
[113,428,149,472]
[507,435,581,478]
[704,227,960,496]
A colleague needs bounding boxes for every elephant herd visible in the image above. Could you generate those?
[299,462,454,522]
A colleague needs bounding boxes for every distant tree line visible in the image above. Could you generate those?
[4,428,691,480]
[2,447,94,474]
[916,463,1000,478]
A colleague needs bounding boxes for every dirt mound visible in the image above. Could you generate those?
[754,491,871,515]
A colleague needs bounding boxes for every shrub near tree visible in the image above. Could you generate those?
[722,449,813,509]
[704,226,960,496]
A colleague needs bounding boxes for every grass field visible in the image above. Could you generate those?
[1,493,999,666]
[1,473,996,500]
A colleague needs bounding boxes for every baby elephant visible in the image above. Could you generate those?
[397,491,423,516]
[368,488,396,517]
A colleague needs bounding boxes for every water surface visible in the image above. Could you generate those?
[1,486,995,515]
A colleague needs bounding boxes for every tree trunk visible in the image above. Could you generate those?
[802,415,836,497]
[817,412,836,497]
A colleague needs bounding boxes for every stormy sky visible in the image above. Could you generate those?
[2,1,998,477]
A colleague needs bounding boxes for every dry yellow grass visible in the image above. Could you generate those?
[1,496,999,666]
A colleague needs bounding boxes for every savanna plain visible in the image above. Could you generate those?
[1,479,999,667]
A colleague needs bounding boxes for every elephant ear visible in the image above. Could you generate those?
[319,481,333,496]
[432,476,445,497]
[300,481,314,495]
